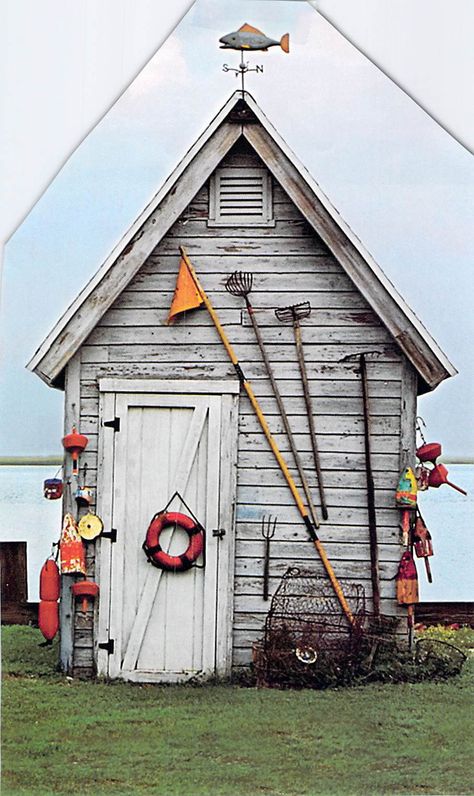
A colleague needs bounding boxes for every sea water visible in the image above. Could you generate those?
[0,466,61,602]
[418,464,472,602]
[0,464,472,604]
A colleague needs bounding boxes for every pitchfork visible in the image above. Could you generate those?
[261,514,277,601]
[275,302,328,520]
[226,271,320,529]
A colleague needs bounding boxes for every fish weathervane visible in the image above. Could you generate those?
[220,24,290,93]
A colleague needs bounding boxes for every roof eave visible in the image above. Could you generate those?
[26,91,246,386]
[27,90,456,393]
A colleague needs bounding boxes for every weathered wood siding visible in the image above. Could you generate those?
[71,139,415,673]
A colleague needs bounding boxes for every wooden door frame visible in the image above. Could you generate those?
[96,379,239,680]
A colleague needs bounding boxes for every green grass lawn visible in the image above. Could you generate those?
[2,626,473,796]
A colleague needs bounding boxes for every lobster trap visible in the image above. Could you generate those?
[254,567,369,688]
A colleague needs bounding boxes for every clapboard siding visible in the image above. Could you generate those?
[73,140,414,673]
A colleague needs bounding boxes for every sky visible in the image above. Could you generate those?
[1,0,473,457]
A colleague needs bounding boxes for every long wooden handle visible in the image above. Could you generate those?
[179,247,353,624]
[247,301,320,529]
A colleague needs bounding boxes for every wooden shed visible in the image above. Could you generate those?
[28,92,455,680]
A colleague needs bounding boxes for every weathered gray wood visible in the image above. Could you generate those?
[235,521,399,544]
[215,392,240,676]
[102,305,381,328]
[29,92,455,396]
[116,289,370,310]
[399,356,418,471]
[235,540,402,562]
[67,132,427,674]
[95,343,400,365]
[128,268,357,293]
[234,558,399,588]
[60,352,80,675]
[236,485,394,509]
[243,122,454,390]
[80,358,403,381]
[29,121,241,386]
[236,504,397,526]
[156,236,328,256]
[77,412,399,438]
[238,467,398,490]
[167,218,313,238]
[81,395,400,421]
[93,325,390,348]
[80,430,400,458]
[81,376,401,401]
[71,451,401,485]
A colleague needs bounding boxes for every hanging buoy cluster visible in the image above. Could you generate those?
[38,559,60,642]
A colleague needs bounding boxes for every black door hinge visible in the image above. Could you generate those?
[98,639,115,655]
[101,528,117,543]
[104,417,120,432]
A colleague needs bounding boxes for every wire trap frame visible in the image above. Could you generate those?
[254,567,367,688]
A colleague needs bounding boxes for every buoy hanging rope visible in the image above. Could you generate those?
[143,511,204,572]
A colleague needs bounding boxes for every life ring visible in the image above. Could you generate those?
[143,511,204,572]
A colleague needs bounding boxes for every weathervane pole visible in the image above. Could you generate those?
[222,52,264,95]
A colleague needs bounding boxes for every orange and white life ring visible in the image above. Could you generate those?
[143,511,204,572]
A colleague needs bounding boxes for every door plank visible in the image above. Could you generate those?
[200,395,221,673]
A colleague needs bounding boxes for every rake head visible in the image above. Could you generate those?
[225,271,253,298]
[275,301,311,324]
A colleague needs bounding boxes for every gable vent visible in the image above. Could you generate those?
[208,167,274,227]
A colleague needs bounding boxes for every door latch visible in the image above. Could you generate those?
[212,528,226,539]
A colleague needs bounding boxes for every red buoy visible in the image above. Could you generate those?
[62,426,88,475]
[38,559,60,642]
[40,559,60,602]
[71,580,99,613]
[38,601,59,641]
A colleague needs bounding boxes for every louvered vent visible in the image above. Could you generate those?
[208,167,274,227]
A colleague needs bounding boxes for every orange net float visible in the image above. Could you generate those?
[38,600,59,641]
[143,511,204,572]
[62,426,88,476]
[38,559,60,642]
[71,580,99,613]
[40,558,60,602]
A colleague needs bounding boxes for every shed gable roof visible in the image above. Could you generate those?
[27,91,456,392]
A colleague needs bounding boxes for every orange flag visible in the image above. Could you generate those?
[167,256,204,324]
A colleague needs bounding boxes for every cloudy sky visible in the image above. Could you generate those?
[1,0,473,456]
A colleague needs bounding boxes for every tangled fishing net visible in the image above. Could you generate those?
[252,567,466,689]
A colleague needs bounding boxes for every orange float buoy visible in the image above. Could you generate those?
[38,600,59,641]
[71,580,99,613]
[62,426,88,475]
[40,558,60,601]
[38,559,60,642]
[60,513,86,575]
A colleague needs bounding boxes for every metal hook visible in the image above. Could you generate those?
[416,416,427,445]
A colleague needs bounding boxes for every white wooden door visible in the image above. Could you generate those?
[96,380,239,682]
